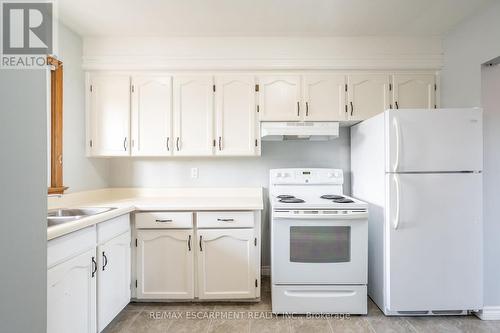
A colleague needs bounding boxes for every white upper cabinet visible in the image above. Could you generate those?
[215,75,258,156]
[173,76,214,156]
[303,74,347,121]
[258,75,301,121]
[392,74,436,109]
[47,249,96,333]
[87,74,130,156]
[131,75,172,156]
[347,74,390,121]
[136,229,194,299]
[197,228,257,299]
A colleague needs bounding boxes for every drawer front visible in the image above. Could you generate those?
[47,225,96,268]
[135,212,193,229]
[197,211,254,228]
[97,214,130,244]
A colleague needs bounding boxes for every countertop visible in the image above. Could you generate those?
[47,187,264,241]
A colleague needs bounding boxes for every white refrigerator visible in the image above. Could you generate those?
[351,108,483,315]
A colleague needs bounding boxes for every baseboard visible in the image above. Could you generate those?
[261,266,270,276]
[476,306,500,320]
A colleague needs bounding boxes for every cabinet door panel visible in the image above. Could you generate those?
[303,74,346,121]
[131,76,172,156]
[136,230,194,299]
[47,249,96,333]
[392,74,435,109]
[88,74,130,156]
[215,75,257,156]
[258,75,301,121]
[173,76,214,156]
[97,231,131,332]
[197,229,256,299]
[347,74,390,121]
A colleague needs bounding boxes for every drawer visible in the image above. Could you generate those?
[47,225,96,268]
[97,214,130,244]
[197,211,254,228]
[135,212,193,229]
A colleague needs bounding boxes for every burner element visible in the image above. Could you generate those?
[333,198,355,203]
[277,195,295,199]
[321,194,345,200]
[279,198,305,203]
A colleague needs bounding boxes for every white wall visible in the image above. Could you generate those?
[0,70,47,332]
[108,128,351,266]
[57,23,109,192]
[441,1,500,308]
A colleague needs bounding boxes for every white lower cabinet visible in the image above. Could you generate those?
[97,231,131,332]
[136,229,194,299]
[197,228,257,299]
[47,248,97,333]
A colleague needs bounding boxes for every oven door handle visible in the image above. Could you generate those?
[284,290,357,298]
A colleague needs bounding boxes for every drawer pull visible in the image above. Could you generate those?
[155,219,173,223]
[217,218,235,222]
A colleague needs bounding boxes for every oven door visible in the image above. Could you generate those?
[272,210,367,284]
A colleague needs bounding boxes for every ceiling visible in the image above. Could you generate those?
[58,0,492,37]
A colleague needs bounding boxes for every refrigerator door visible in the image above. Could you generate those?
[386,173,482,312]
[386,108,483,173]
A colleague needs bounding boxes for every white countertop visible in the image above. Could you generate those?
[47,187,264,241]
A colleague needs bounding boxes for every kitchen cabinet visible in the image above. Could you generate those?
[97,231,131,332]
[136,229,194,299]
[173,76,214,156]
[197,228,257,299]
[87,74,130,156]
[215,75,258,156]
[258,75,301,121]
[347,74,390,121]
[392,74,436,109]
[131,75,172,156]
[302,74,347,121]
[47,248,96,333]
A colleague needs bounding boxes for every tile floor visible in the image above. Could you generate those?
[104,277,500,333]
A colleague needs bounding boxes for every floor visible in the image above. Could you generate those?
[104,277,500,333]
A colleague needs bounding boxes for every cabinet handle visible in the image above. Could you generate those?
[102,251,108,271]
[176,137,180,151]
[155,219,173,223]
[395,101,399,109]
[218,137,222,151]
[91,256,97,278]
[217,218,235,222]
[297,101,300,117]
[350,101,354,116]
[199,235,203,252]
[166,137,170,151]
[306,102,309,116]
[188,235,192,251]
[123,137,127,151]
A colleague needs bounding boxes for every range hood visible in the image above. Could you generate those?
[261,122,339,141]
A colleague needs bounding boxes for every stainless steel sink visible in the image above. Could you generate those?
[47,207,117,227]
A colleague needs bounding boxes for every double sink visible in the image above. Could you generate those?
[47,207,116,227]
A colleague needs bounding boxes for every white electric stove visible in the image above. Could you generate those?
[270,168,368,314]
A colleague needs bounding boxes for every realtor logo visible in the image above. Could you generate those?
[1,1,54,68]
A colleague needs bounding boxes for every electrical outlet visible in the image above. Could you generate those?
[191,168,198,179]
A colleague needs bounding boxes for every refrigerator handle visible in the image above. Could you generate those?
[393,174,401,230]
[393,116,401,172]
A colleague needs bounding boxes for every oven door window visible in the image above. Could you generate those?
[290,226,351,263]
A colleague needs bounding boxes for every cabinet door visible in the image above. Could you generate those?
[131,76,172,156]
[197,229,256,299]
[136,230,194,299]
[258,75,301,121]
[97,231,131,332]
[347,74,390,121]
[392,74,436,109]
[88,74,130,156]
[173,76,214,156]
[215,75,257,156]
[303,74,347,121]
[47,249,96,333]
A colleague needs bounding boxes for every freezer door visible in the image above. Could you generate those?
[386,108,483,172]
[386,173,482,312]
